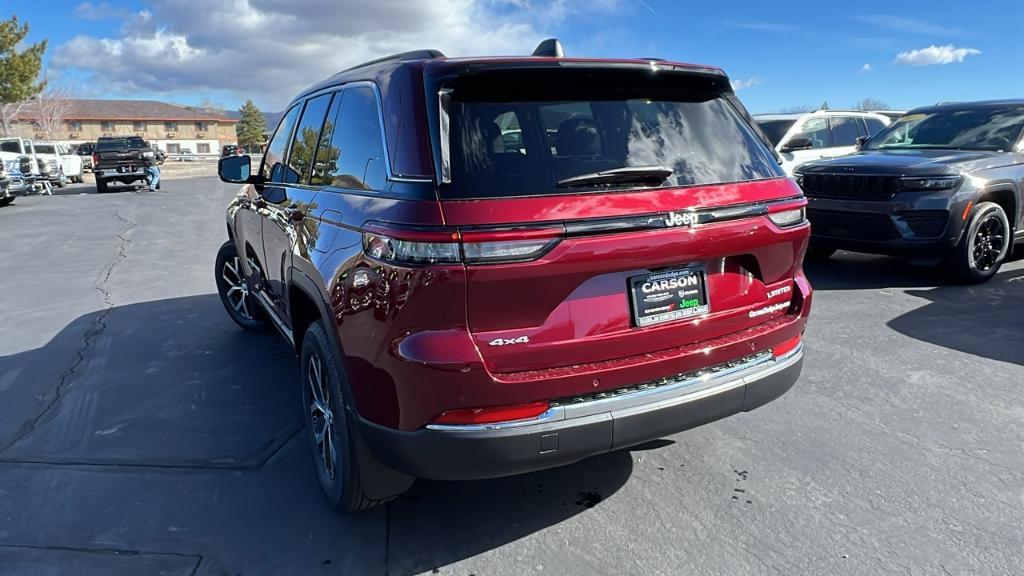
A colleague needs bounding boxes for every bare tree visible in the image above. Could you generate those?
[0,101,30,137]
[854,98,890,111]
[31,84,74,140]
[775,105,816,114]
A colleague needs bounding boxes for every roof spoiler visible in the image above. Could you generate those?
[532,39,565,58]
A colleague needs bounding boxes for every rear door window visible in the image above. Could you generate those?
[319,86,387,191]
[286,93,333,184]
[441,72,782,199]
[261,105,301,183]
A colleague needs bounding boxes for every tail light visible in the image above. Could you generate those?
[429,401,551,426]
[92,152,99,167]
[362,223,561,266]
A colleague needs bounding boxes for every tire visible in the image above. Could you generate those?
[0,197,13,207]
[805,244,837,261]
[214,241,269,330]
[301,320,404,511]
[96,178,109,193]
[945,201,1011,284]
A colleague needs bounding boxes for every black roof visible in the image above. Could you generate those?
[911,99,1024,114]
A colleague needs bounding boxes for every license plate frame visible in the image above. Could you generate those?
[628,266,710,328]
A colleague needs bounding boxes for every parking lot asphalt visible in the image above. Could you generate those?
[0,177,1021,576]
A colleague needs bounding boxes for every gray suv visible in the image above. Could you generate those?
[795,100,1024,283]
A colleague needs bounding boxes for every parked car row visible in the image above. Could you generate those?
[0,137,68,198]
[789,100,1024,283]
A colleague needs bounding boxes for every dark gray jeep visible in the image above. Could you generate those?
[795,100,1024,283]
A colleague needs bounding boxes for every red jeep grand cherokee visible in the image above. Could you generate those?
[215,41,812,511]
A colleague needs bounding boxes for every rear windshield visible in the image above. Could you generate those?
[35,144,56,154]
[439,70,782,199]
[756,120,797,146]
[97,137,145,151]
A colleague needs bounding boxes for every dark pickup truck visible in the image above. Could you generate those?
[93,136,156,193]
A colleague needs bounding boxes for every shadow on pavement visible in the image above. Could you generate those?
[0,294,301,466]
[804,251,944,290]
[887,266,1024,367]
[387,451,633,575]
[0,294,633,572]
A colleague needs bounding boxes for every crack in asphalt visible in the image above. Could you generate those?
[0,210,137,455]
[0,543,203,574]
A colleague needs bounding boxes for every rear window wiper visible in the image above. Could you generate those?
[555,165,674,188]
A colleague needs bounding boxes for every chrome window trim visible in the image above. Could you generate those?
[425,343,803,431]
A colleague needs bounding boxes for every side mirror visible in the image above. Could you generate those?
[219,154,252,184]
[855,135,869,150]
[780,136,813,153]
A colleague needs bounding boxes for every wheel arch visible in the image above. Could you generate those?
[289,271,344,361]
[976,185,1018,235]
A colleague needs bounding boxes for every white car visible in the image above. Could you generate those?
[35,142,84,184]
[755,110,892,175]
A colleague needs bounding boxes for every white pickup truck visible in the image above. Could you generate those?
[0,137,46,195]
[35,142,84,185]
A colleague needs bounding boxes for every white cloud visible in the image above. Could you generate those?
[861,63,873,72]
[730,76,761,91]
[894,44,981,66]
[54,0,621,108]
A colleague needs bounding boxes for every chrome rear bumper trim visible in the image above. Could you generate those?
[426,344,803,431]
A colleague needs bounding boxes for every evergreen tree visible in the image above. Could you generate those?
[0,15,48,136]
[236,99,268,150]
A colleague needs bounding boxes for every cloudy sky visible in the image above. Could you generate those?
[8,0,1020,113]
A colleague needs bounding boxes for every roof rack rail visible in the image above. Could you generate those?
[811,108,873,114]
[337,49,445,74]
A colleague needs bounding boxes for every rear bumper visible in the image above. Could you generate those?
[6,178,32,195]
[360,345,803,481]
[95,167,148,183]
